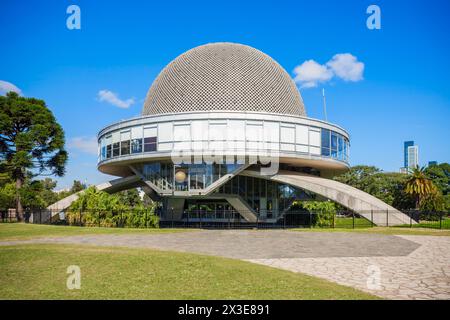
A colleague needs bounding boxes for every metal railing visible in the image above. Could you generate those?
[1,208,449,230]
[0,208,159,228]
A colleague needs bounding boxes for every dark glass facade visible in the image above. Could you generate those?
[138,162,314,220]
[137,161,242,191]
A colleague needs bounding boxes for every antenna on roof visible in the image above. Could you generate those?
[322,88,328,122]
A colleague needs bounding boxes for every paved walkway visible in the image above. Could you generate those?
[1,230,449,299]
[248,235,450,300]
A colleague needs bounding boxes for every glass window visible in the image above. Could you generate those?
[226,163,239,174]
[112,142,120,157]
[331,133,338,150]
[112,132,120,156]
[139,162,174,191]
[144,137,157,152]
[204,165,213,188]
[331,132,338,158]
[104,135,112,159]
[338,136,343,160]
[220,163,227,177]
[232,176,239,194]
[239,174,246,197]
[213,164,220,182]
[121,140,130,155]
[131,138,142,153]
[224,178,231,194]
[321,129,330,148]
[189,165,206,190]
[321,129,330,157]
[344,139,349,161]
[248,176,254,198]
[120,131,130,156]
[331,148,337,158]
[101,146,106,160]
[161,163,173,190]
[261,179,266,197]
[321,147,330,157]
[142,163,160,179]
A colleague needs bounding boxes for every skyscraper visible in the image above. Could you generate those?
[407,145,419,169]
[404,141,414,168]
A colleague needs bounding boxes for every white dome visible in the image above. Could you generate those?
[142,42,306,116]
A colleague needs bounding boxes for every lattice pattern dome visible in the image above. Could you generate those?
[142,42,306,116]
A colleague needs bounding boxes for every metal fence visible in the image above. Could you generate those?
[1,208,449,230]
[0,208,158,228]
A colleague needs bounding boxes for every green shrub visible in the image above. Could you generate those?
[296,201,336,227]
[66,186,159,228]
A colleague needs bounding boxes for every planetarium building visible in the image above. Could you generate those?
[51,42,411,226]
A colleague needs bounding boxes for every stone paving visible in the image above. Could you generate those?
[248,235,450,300]
[0,230,420,258]
[1,230,449,299]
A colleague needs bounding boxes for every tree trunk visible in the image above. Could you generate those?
[415,195,420,211]
[15,178,24,222]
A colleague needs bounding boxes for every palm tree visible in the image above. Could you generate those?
[405,166,437,210]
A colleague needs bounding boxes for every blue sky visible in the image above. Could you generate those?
[1,0,449,189]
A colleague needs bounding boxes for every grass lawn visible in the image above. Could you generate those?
[334,217,373,228]
[291,226,450,236]
[0,244,378,300]
[408,219,450,229]
[0,223,189,241]
[2,222,449,242]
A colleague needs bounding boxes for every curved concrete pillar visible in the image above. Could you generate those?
[241,169,414,226]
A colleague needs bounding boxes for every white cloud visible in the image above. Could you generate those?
[0,80,22,95]
[293,53,364,88]
[326,53,364,82]
[97,89,135,108]
[68,136,98,155]
[293,60,333,88]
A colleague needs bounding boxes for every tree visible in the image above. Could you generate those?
[70,180,86,193]
[334,165,415,210]
[0,92,67,220]
[333,165,381,192]
[117,188,142,207]
[405,166,438,210]
[301,201,336,227]
[0,182,15,209]
[424,163,450,196]
[37,178,59,207]
[334,164,448,211]
[68,186,158,228]
[18,179,47,210]
[420,192,445,212]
